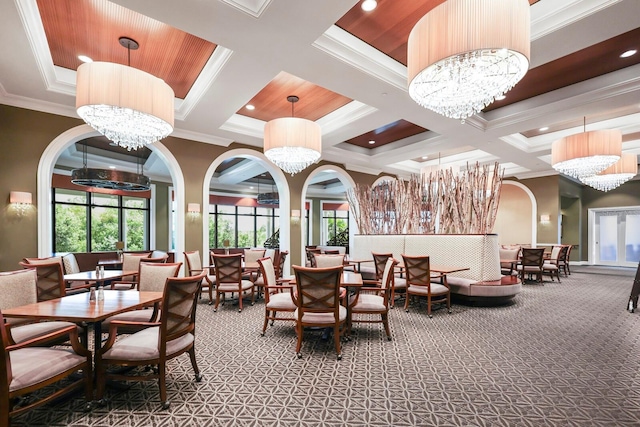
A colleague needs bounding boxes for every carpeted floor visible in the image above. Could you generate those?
[11,266,640,426]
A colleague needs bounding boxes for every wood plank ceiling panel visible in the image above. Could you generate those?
[37,0,217,99]
[345,119,427,149]
[236,71,352,122]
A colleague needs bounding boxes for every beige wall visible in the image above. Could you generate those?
[493,183,533,245]
[507,176,560,246]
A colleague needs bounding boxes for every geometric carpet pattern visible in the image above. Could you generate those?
[11,266,640,426]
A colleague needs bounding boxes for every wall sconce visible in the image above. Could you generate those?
[187,203,201,221]
[9,191,33,217]
[540,214,550,224]
[291,209,301,225]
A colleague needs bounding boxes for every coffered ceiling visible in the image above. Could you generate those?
[2,0,640,190]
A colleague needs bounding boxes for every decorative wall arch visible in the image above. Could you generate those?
[301,165,357,255]
[37,124,186,263]
[201,148,291,269]
[498,180,538,246]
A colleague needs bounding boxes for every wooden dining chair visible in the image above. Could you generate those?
[183,250,215,305]
[19,259,66,301]
[212,253,254,312]
[402,254,451,318]
[243,249,266,282]
[257,257,295,336]
[306,248,321,267]
[292,265,346,360]
[372,252,406,307]
[0,268,78,346]
[543,245,568,282]
[95,272,206,409]
[517,248,545,283]
[0,310,93,426]
[348,257,396,340]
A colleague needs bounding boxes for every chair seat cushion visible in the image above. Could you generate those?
[517,266,542,272]
[393,277,407,289]
[9,347,86,392]
[266,292,296,310]
[407,283,449,296]
[9,321,79,345]
[217,280,253,292]
[102,326,194,361]
[102,308,157,327]
[294,306,347,325]
[350,294,385,312]
[543,264,558,270]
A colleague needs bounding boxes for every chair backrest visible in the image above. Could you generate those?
[144,252,169,263]
[314,254,345,268]
[19,260,65,301]
[264,249,276,261]
[565,244,573,261]
[0,269,38,310]
[212,254,243,284]
[257,257,278,301]
[380,258,397,292]
[402,254,431,287]
[62,253,81,275]
[183,250,203,274]
[521,248,545,268]
[138,262,182,292]
[372,252,393,281]
[122,253,152,271]
[151,250,168,259]
[21,256,62,266]
[549,246,562,262]
[558,245,569,263]
[306,248,322,267]
[159,272,205,348]
[293,265,343,317]
[244,249,266,268]
[323,249,340,255]
[277,250,289,278]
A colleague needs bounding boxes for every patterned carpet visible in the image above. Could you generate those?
[11,266,640,427]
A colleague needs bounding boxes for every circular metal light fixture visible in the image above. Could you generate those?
[71,167,150,191]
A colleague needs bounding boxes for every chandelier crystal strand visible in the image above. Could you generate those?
[551,129,622,180]
[407,0,530,121]
[581,153,638,192]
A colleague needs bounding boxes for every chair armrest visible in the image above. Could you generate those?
[6,324,89,356]
[101,320,161,353]
[109,280,137,290]
[276,278,292,284]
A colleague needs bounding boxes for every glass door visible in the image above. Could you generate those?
[593,209,640,267]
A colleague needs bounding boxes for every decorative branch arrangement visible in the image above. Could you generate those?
[347,162,503,235]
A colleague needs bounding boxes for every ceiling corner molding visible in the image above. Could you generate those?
[317,100,377,136]
[501,133,535,153]
[344,163,383,176]
[219,0,272,18]
[170,128,234,147]
[513,169,559,180]
[0,81,78,118]
[175,46,234,121]
[531,0,623,41]
[220,113,265,139]
[312,25,407,91]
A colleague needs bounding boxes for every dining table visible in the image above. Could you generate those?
[2,290,163,365]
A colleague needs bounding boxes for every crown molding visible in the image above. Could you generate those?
[219,0,272,18]
[531,0,623,41]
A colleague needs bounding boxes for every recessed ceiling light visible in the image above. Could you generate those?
[249,186,254,189]
[109,166,116,169]
[368,140,375,145]
[495,95,506,101]
[620,49,637,58]
[422,156,428,160]
[245,104,255,110]
[77,55,93,63]
[539,126,549,132]
[361,0,377,12]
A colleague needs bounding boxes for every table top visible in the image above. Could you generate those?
[64,269,137,282]
[2,290,163,323]
[97,258,123,266]
[287,271,363,286]
[395,264,470,275]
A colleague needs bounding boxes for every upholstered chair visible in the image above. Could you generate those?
[0,269,78,345]
[61,253,94,293]
[348,257,396,340]
[212,254,254,313]
[516,248,545,283]
[402,254,451,318]
[19,259,66,301]
[543,245,569,282]
[314,254,345,268]
[0,310,93,426]
[372,252,406,307]
[102,262,182,334]
[184,250,215,304]
[292,265,346,360]
[243,249,266,282]
[499,246,521,275]
[95,272,205,409]
[257,257,295,336]
[118,252,152,284]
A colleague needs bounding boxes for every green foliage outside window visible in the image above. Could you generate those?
[55,203,87,252]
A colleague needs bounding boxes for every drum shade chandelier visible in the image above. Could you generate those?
[407,0,530,122]
[263,96,321,175]
[581,153,637,192]
[75,37,174,151]
[551,118,622,180]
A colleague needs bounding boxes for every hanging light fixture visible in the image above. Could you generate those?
[581,153,637,192]
[263,95,321,175]
[551,118,622,180]
[407,0,530,122]
[256,174,279,205]
[71,142,151,191]
[76,37,174,151]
